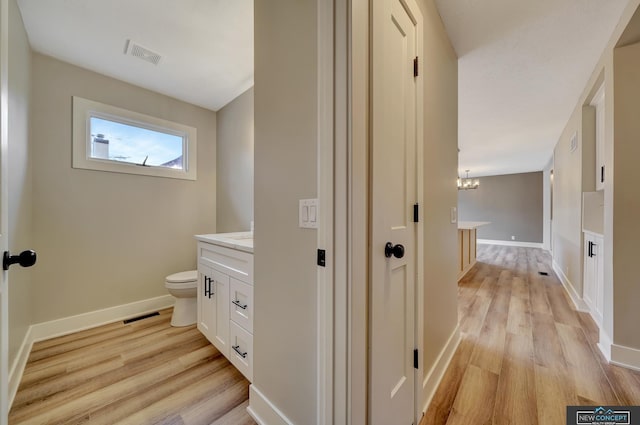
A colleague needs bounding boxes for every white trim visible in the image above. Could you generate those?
[0,0,9,419]
[598,328,612,362]
[8,327,32,410]
[29,295,173,342]
[412,0,425,420]
[421,325,461,415]
[610,343,640,372]
[7,294,173,411]
[247,385,295,425]
[316,0,334,423]
[477,239,543,249]
[551,260,590,312]
[72,96,197,181]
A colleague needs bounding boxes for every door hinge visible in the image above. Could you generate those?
[413,203,419,223]
[413,56,419,77]
[317,249,326,267]
[414,349,419,369]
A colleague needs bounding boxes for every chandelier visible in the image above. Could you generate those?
[457,170,479,190]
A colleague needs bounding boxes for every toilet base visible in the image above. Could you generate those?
[171,297,197,327]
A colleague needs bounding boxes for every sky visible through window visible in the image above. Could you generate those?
[90,117,184,168]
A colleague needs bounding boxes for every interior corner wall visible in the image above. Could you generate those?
[7,0,33,365]
[417,0,460,405]
[612,41,640,350]
[552,107,585,297]
[216,86,254,233]
[551,0,640,348]
[543,159,553,251]
[458,172,544,243]
[253,1,318,423]
[30,54,217,323]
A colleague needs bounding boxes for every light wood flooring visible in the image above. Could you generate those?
[9,309,256,425]
[421,244,640,425]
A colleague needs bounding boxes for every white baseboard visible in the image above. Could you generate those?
[551,260,589,312]
[598,329,612,362]
[8,326,33,410]
[421,325,461,415]
[8,294,174,410]
[477,239,543,249]
[610,343,640,372]
[29,294,173,343]
[248,385,294,425]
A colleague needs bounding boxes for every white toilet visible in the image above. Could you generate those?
[165,270,198,327]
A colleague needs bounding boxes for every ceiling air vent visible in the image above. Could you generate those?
[124,40,162,65]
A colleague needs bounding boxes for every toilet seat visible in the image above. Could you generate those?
[166,270,197,283]
[165,270,197,290]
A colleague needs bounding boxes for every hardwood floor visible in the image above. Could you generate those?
[9,309,256,425]
[421,244,640,425]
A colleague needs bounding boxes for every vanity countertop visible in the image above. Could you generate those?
[195,232,254,253]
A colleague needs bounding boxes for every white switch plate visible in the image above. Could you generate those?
[450,207,457,224]
[299,199,319,229]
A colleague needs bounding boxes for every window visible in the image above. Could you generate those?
[73,96,197,180]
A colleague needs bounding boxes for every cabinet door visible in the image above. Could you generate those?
[583,235,596,311]
[197,265,214,341]
[594,236,604,325]
[209,268,230,356]
[197,265,230,356]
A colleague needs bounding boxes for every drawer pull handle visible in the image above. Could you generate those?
[232,300,248,310]
[232,345,247,358]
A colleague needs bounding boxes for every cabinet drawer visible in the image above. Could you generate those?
[230,278,253,333]
[229,321,253,382]
[198,242,253,284]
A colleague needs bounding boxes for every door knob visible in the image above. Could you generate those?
[384,242,405,259]
[3,250,37,271]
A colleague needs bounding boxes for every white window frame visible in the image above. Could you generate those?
[72,96,197,180]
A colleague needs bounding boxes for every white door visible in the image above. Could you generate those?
[1,0,9,420]
[370,0,421,423]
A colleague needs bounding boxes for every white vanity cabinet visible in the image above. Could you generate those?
[196,233,254,382]
[583,231,604,326]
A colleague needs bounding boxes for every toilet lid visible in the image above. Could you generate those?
[166,270,198,283]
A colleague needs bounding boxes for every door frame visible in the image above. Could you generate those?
[0,0,10,421]
[325,0,425,422]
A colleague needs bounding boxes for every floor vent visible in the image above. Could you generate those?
[538,271,549,276]
[123,311,159,324]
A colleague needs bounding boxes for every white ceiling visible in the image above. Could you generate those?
[17,0,253,112]
[435,0,628,177]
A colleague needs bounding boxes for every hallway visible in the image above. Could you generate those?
[422,244,640,425]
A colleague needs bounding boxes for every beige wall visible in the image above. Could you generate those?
[30,54,217,323]
[7,0,32,365]
[216,87,253,232]
[612,41,640,349]
[458,172,544,243]
[552,0,640,350]
[253,1,318,423]
[416,0,460,402]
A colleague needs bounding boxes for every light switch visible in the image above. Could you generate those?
[299,198,319,229]
[309,205,317,222]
